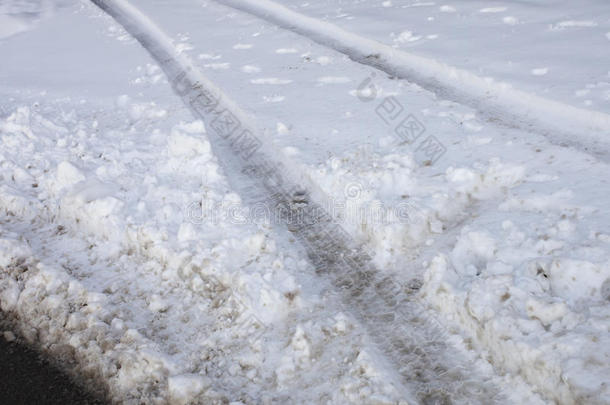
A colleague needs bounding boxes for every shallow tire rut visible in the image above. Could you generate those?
[91,0,507,402]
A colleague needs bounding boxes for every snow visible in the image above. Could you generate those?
[305,114,610,402]
[0,20,408,398]
[168,374,210,405]
[1,0,610,403]
[215,0,610,157]
[277,0,610,117]
[0,100,410,402]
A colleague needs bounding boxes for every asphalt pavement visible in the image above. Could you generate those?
[0,320,106,405]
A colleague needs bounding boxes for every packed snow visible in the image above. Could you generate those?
[1,0,609,404]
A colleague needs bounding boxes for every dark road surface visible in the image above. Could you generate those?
[0,331,106,405]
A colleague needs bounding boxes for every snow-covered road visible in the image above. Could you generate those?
[214,0,610,159]
[1,0,609,404]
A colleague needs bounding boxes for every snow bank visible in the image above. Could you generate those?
[422,232,610,404]
[307,149,526,270]
[0,102,407,403]
[307,141,610,403]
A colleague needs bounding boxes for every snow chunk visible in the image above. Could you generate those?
[0,278,20,312]
[232,43,253,50]
[148,294,169,313]
[479,7,507,13]
[275,48,298,54]
[548,259,610,303]
[168,374,209,405]
[525,298,569,326]
[250,78,293,85]
[276,122,291,135]
[56,161,86,189]
[531,68,548,76]
[446,159,525,199]
[276,325,311,386]
[3,331,16,342]
[551,20,597,30]
[451,230,497,276]
[503,16,519,26]
[241,65,260,73]
[394,31,422,43]
[168,124,210,158]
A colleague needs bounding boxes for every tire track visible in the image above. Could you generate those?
[90,1,507,403]
[213,0,610,161]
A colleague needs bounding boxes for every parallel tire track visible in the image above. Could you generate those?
[214,0,610,161]
[90,1,507,403]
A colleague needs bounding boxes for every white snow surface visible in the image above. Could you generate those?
[1,0,610,404]
[0,102,405,404]
[272,0,610,117]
